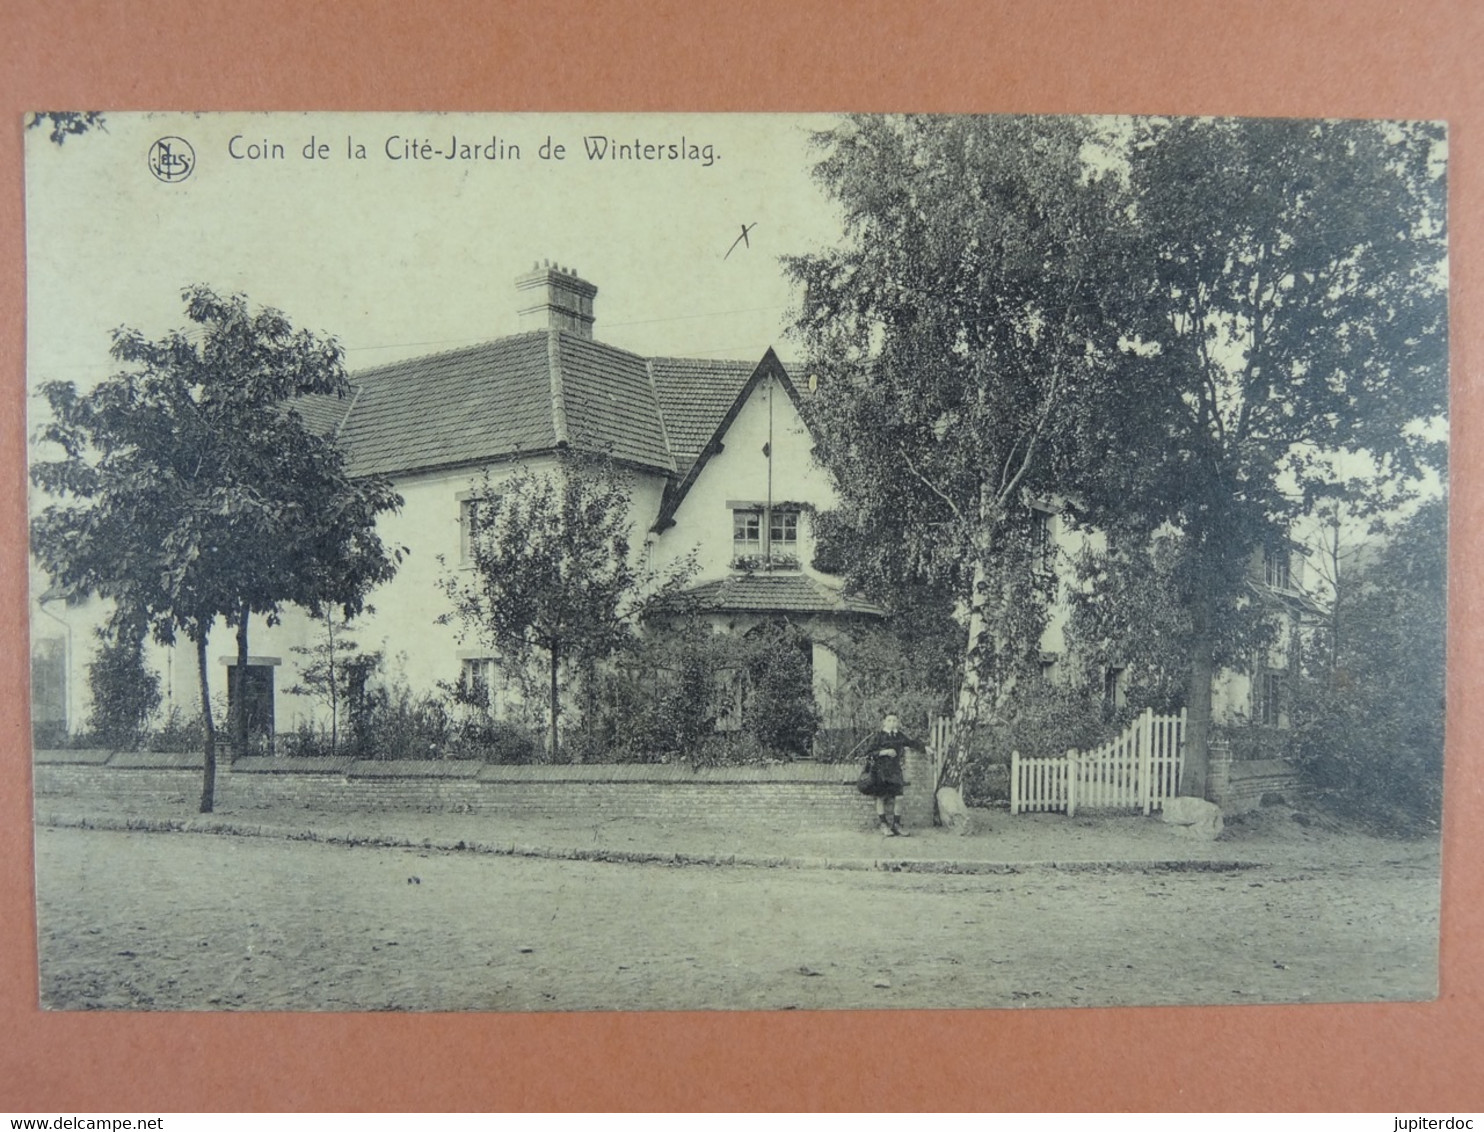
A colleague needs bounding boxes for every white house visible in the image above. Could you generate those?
[30,263,884,744]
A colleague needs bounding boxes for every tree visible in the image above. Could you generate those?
[787,115,1130,795]
[287,609,383,756]
[30,286,402,810]
[85,625,162,751]
[742,622,823,757]
[1081,117,1448,796]
[438,456,694,760]
[1292,496,1446,829]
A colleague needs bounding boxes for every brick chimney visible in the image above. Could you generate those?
[516,260,598,339]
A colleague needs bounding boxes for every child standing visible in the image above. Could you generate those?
[858,711,925,836]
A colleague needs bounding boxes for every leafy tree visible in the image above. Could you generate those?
[438,456,694,759]
[787,114,1130,793]
[1291,496,1446,829]
[1080,117,1448,796]
[287,609,383,756]
[85,626,162,751]
[30,286,402,810]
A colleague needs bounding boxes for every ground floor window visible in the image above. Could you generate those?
[1258,670,1284,727]
[459,657,499,711]
[31,637,67,741]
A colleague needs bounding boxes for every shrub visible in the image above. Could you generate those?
[356,682,451,760]
[579,626,730,764]
[280,720,338,758]
[446,716,539,763]
[146,707,209,754]
[743,623,822,758]
[1290,499,1445,834]
[85,629,161,751]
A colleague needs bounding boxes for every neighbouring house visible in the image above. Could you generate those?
[1032,506,1325,749]
[30,262,884,747]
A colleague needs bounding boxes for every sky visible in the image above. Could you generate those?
[24,112,848,397]
[25,110,1446,572]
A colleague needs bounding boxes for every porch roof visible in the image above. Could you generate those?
[685,573,885,617]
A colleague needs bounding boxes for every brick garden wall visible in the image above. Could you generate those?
[33,748,937,830]
[1209,749,1301,813]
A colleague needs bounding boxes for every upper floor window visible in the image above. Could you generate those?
[732,506,800,569]
[460,499,481,564]
[460,495,499,565]
[733,509,763,559]
[771,510,798,550]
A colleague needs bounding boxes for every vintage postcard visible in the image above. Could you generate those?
[24,111,1446,1012]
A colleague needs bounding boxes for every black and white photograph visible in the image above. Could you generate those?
[24,110,1448,1013]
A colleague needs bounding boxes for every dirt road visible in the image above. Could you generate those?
[33,826,1439,1011]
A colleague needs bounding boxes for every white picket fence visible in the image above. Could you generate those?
[1010,707,1186,816]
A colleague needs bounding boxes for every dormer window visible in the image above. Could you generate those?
[731,504,801,570]
[770,510,798,552]
[733,509,763,559]
[1264,545,1291,590]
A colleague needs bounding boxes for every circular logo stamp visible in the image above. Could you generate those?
[147,136,195,183]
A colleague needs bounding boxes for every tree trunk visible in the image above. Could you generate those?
[196,633,217,814]
[939,550,991,791]
[327,610,339,755]
[1182,601,1214,799]
[548,640,560,763]
[233,599,249,761]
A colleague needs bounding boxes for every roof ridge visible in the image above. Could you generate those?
[649,355,758,369]
[555,330,648,364]
[348,330,548,381]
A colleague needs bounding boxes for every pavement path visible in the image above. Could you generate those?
[33,792,1439,875]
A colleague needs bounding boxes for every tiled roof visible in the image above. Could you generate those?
[294,333,796,487]
[557,335,673,471]
[296,331,680,479]
[686,573,885,617]
[337,333,558,478]
[648,357,755,479]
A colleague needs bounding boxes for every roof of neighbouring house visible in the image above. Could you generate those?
[685,573,887,617]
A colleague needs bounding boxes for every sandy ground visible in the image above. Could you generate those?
[31,812,1440,1012]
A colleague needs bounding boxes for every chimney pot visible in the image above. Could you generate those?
[516,261,598,340]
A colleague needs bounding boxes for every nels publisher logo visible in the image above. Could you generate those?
[147,136,195,183]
